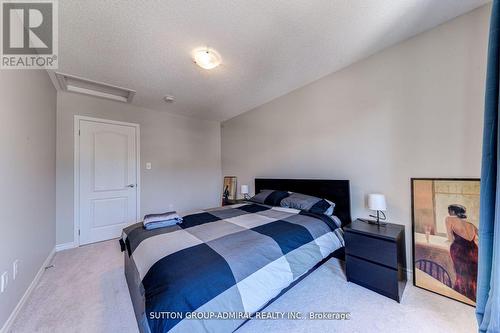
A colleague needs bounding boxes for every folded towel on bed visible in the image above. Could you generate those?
[143,211,183,230]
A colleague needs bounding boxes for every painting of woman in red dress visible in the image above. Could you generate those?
[445,204,479,302]
[412,179,480,306]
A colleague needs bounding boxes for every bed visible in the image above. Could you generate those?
[122,178,351,333]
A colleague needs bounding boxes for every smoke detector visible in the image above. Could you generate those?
[164,95,175,103]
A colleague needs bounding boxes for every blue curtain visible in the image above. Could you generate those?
[478,1,500,332]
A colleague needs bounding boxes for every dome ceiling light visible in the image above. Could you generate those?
[192,47,222,70]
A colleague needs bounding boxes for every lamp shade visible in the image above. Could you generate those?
[368,194,386,211]
[241,185,249,195]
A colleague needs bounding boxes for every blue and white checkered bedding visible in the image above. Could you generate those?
[121,202,345,333]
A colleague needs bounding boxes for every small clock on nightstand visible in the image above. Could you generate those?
[344,219,407,302]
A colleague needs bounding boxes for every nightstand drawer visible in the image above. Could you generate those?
[346,255,399,300]
[345,231,397,268]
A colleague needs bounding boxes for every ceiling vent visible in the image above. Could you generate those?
[52,72,136,103]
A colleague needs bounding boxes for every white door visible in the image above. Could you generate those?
[78,118,139,245]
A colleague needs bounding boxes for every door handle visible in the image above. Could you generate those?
[126,184,136,188]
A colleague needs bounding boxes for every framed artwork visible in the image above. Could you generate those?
[222,176,237,204]
[411,178,480,306]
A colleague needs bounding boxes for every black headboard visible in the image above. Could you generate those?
[254,178,352,226]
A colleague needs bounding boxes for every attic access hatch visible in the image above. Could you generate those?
[52,72,136,103]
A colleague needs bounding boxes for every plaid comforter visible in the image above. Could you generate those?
[121,203,345,333]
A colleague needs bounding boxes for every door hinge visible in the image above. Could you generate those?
[78,130,80,136]
[78,229,80,236]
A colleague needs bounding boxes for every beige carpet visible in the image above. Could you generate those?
[9,240,477,333]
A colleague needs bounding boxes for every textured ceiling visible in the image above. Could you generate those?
[57,0,489,121]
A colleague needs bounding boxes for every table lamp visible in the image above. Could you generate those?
[241,185,250,200]
[368,193,387,226]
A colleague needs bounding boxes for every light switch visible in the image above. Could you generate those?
[146,162,152,170]
[13,260,19,280]
[1,272,8,293]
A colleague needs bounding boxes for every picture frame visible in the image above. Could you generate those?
[222,176,237,204]
[411,178,480,306]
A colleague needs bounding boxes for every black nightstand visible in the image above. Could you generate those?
[222,199,248,206]
[344,219,407,302]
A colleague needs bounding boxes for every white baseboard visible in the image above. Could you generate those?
[55,242,77,252]
[405,268,414,282]
[0,247,56,333]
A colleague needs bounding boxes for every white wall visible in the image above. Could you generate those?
[0,70,57,328]
[56,92,221,245]
[222,5,490,266]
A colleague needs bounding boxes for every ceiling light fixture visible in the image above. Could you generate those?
[192,47,221,70]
